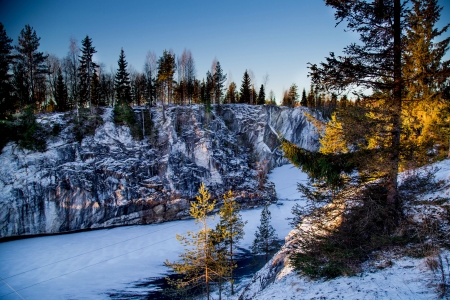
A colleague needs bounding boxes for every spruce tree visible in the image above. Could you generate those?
[239,70,251,104]
[114,48,131,104]
[0,22,13,117]
[55,68,68,112]
[14,24,48,109]
[214,61,227,104]
[251,205,278,263]
[214,190,246,295]
[78,35,97,110]
[300,88,307,107]
[257,84,266,105]
[165,183,217,300]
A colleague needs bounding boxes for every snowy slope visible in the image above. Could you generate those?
[239,159,450,300]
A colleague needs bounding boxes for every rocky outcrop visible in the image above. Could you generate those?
[0,104,318,238]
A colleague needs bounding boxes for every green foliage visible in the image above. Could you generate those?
[0,107,46,152]
[279,135,355,194]
[113,101,142,140]
[251,205,279,263]
[214,190,247,294]
[73,108,104,142]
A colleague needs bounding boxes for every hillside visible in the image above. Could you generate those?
[238,159,450,299]
[0,104,318,238]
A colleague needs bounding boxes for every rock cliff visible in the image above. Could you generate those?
[0,104,318,238]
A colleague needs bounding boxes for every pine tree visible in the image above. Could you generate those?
[251,205,278,263]
[14,24,48,109]
[0,22,13,117]
[78,35,97,110]
[214,190,246,295]
[257,84,266,105]
[214,61,227,104]
[288,83,299,107]
[239,70,251,104]
[165,183,217,300]
[300,88,307,107]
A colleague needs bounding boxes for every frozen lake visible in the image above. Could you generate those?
[0,164,308,299]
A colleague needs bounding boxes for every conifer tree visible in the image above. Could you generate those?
[78,35,97,110]
[166,183,217,300]
[0,22,13,117]
[214,61,227,104]
[91,69,100,107]
[114,48,131,104]
[55,68,68,112]
[14,24,48,109]
[257,84,266,105]
[214,190,246,295]
[300,88,307,107]
[251,205,278,263]
[239,70,251,104]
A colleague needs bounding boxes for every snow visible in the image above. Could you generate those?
[239,159,450,300]
[0,164,307,299]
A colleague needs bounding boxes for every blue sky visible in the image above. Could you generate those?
[1,0,449,102]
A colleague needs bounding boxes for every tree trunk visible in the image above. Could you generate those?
[388,0,402,216]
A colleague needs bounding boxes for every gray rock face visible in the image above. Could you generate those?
[0,104,318,238]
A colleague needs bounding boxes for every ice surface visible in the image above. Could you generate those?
[0,164,308,299]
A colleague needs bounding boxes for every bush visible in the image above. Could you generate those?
[73,108,104,142]
[113,102,142,140]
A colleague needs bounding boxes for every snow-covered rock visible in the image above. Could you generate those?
[0,104,319,238]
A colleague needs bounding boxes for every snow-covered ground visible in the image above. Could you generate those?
[239,159,450,300]
[0,164,308,299]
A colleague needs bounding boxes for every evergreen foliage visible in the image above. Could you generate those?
[213,61,227,104]
[251,205,278,263]
[214,190,246,295]
[257,84,265,105]
[239,70,251,104]
[0,22,13,117]
[55,68,68,112]
[114,48,132,104]
[78,35,97,109]
[300,88,307,107]
[14,25,48,109]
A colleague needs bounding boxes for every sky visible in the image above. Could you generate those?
[1,0,450,102]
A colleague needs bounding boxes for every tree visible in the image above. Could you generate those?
[251,205,278,263]
[114,48,131,104]
[78,35,97,110]
[308,0,406,213]
[257,84,265,105]
[14,24,48,109]
[62,37,80,111]
[91,69,100,107]
[300,88,307,107]
[239,70,251,104]
[55,68,68,111]
[214,190,246,295]
[166,183,218,300]
[157,50,176,106]
[214,61,227,104]
[0,22,14,117]
[226,82,237,104]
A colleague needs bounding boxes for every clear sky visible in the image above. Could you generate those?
[1,0,449,102]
